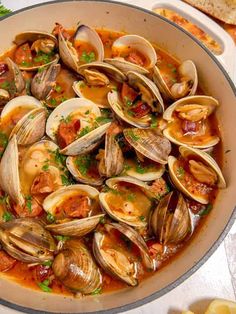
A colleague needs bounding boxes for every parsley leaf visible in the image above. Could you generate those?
[0,5,12,17]
[198,203,213,217]
[95,116,112,124]
[46,213,55,223]
[75,155,92,176]
[54,235,70,242]
[136,162,146,174]
[2,211,13,222]
[78,126,92,138]
[80,51,96,63]
[139,215,145,221]
[25,195,32,213]
[91,287,102,295]
[37,279,52,293]
[42,164,49,171]
[54,85,62,93]
[61,174,71,186]
[176,167,185,179]
[42,260,53,267]
[126,130,139,141]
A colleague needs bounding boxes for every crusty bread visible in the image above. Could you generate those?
[184,0,236,25]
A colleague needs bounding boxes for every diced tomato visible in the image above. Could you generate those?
[14,43,33,66]
[147,242,163,259]
[52,23,71,40]
[13,198,43,218]
[107,121,123,136]
[188,200,205,215]
[63,195,90,218]
[182,120,200,134]
[0,251,17,272]
[121,83,138,104]
[130,101,151,118]
[31,172,55,196]
[57,119,80,149]
[126,51,144,66]
[0,62,8,76]
[34,264,53,282]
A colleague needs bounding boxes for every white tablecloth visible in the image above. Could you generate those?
[1,0,236,313]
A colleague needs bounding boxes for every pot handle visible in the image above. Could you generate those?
[116,0,235,80]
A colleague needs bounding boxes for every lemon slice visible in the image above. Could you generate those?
[205,299,236,314]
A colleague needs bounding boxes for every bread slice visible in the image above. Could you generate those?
[184,0,236,25]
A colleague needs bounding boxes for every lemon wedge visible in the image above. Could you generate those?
[205,299,236,314]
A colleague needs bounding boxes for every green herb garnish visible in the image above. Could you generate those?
[0,132,8,156]
[42,260,53,267]
[75,155,92,176]
[78,126,92,138]
[91,287,102,295]
[95,116,112,124]
[49,98,57,106]
[176,167,185,179]
[136,163,146,174]
[124,96,133,107]
[150,115,158,128]
[46,213,55,223]
[139,215,145,221]
[25,195,32,213]
[2,211,13,222]
[127,130,139,141]
[198,203,213,217]
[80,51,96,63]
[54,85,62,93]
[54,235,70,242]
[61,174,71,186]
[60,115,72,124]
[0,4,12,17]
[127,193,135,201]
[34,51,54,64]
[42,164,49,171]
[37,279,52,293]
[99,216,106,224]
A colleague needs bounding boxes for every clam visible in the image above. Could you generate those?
[0,218,56,263]
[18,140,67,198]
[5,57,25,95]
[0,135,24,206]
[153,60,198,100]
[123,128,171,164]
[66,153,103,186]
[107,71,164,128]
[73,61,126,108]
[0,89,10,107]
[151,191,191,244]
[53,239,102,294]
[1,95,47,145]
[104,34,157,75]
[46,97,111,155]
[31,63,61,100]
[14,31,59,71]
[43,185,104,237]
[168,146,226,204]
[59,24,104,73]
[97,122,124,177]
[163,95,220,148]
[93,222,154,286]
[99,176,153,228]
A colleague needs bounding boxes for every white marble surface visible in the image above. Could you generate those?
[0,0,236,313]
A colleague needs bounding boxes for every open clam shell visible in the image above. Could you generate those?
[163,95,220,148]
[43,184,103,237]
[0,218,56,263]
[99,176,153,228]
[59,24,104,73]
[151,192,191,244]
[123,128,171,164]
[66,154,103,186]
[0,135,24,206]
[73,61,126,108]
[53,239,102,294]
[104,34,157,75]
[153,60,198,100]
[5,58,25,94]
[168,146,226,204]
[46,97,111,155]
[14,31,59,71]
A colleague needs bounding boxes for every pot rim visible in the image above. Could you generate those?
[0,1,236,313]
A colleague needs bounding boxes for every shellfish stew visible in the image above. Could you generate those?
[0,22,226,297]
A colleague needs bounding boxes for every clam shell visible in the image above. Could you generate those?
[104,34,157,74]
[0,135,24,206]
[163,95,220,148]
[151,192,191,244]
[66,155,103,186]
[58,30,79,72]
[153,60,198,100]
[99,176,152,228]
[93,226,138,286]
[53,239,102,294]
[43,184,100,215]
[46,214,105,237]
[168,146,226,204]
[0,218,56,263]
[5,58,25,94]
[14,30,58,46]
[123,128,171,164]
[125,159,165,181]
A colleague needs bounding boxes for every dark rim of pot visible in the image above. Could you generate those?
[0,1,236,313]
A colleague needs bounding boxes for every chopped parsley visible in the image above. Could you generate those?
[0,132,8,156]
[126,130,139,141]
[95,116,112,124]
[54,235,70,242]
[49,149,66,166]
[136,162,146,174]
[75,155,92,176]
[91,287,102,295]
[151,115,158,128]
[127,193,135,202]
[25,79,31,96]
[37,279,52,293]
[176,167,185,179]
[60,115,72,124]
[42,164,49,171]
[25,195,32,213]
[0,81,16,95]
[0,4,12,17]
[124,96,133,107]
[139,215,145,221]
[42,260,53,267]
[34,51,54,64]
[61,174,71,186]
[38,66,46,73]
[46,213,55,223]
[49,98,57,106]
[21,60,32,67]
[99,216,106,224]
[2,211,13,222]
[54,85,62,93]
[198,203,213,217]
[80,51,96,63]
[78,126,92,138]
[123,164,131,171]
